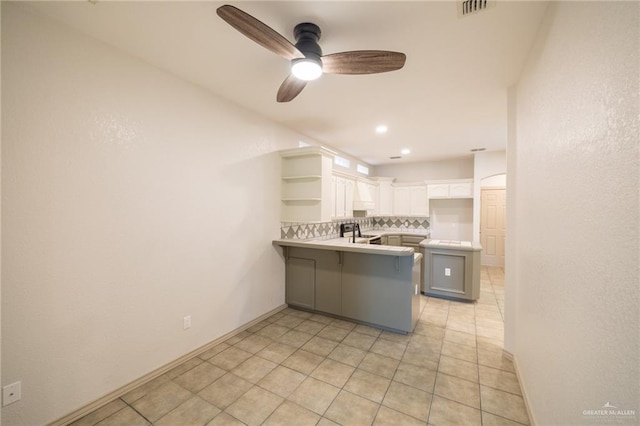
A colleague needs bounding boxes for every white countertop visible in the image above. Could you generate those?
[273,237,416,256]
[419,239,482,251]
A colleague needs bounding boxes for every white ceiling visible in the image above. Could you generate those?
[24,1,548,165]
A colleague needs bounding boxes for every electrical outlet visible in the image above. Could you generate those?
[3,381,21,406]
[444,268,451,277]
[183,315,191,330]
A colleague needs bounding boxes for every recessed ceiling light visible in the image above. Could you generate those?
[375,125,388,134]
[401,148,411,155]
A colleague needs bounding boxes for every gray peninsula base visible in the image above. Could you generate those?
[281,246,421,334]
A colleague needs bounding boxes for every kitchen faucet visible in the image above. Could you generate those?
[351,223,361,243]
[339,223,360,243]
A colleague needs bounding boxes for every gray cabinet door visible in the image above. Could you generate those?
[341,252,413,332]
[314,251,342,315]
[422,248,481,301]
[286,257,315,309]
[387,235,401,246]
[430,253,466,294]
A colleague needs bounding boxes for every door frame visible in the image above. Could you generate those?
[480,187,506,267]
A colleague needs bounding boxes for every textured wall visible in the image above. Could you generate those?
[1,5,309,425]
[373,157,474,182]
[507,2,639,424]
[429,199,473,241]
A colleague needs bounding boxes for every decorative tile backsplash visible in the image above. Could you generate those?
[374,216,430,231]
[280,216,430,240]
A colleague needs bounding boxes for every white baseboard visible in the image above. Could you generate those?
[49,304,287,426]
[503,349,536,426]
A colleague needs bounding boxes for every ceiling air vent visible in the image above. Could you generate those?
[458,0,496,17]
[390,156,402,160]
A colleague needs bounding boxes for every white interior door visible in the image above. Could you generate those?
[480,188,506,266]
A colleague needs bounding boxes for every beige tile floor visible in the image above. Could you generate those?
[72,266,529,426]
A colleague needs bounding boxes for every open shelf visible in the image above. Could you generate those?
[280,147,335,222]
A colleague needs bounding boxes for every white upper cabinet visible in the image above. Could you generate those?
[427,179,473,199]
[410,186,428,216]
[332,174,356,218]
[345,178,354,218]
[375,178,395,215]
[393,186,410,215]
[393,184,427,216]
[427,184,450,198]
[280,147,473,222]
[367,182,379,215]
[334,176,346,218]
[450,181,473,197]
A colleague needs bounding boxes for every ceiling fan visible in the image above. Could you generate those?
[216,4,407,102]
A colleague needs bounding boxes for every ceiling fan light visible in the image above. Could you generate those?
[292,58,323,81]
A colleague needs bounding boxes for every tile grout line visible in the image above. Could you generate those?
[124,398,154,425]
[475,290,485,426]
[84,267,528,426]
[426,298,450,425]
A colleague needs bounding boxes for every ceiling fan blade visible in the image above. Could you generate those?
[277,75,307,103]
[217,5,304,61]
[322,51,406,75]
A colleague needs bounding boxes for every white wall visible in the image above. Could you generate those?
[1,5,310,425]
[0,3,3,425]
[472,150,506,242]
[480,174,506,187]
[506,2,639,424]
[428,199,473,241]
[373,157,474,183]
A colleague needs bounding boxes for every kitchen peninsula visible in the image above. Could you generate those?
[273,237,422,333]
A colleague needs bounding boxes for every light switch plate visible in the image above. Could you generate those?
[3,381,21,406]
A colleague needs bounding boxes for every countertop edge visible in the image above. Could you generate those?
[273,239,415,256]
[419,239,482,251]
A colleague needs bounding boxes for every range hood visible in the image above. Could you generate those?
[353,181,374,211]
